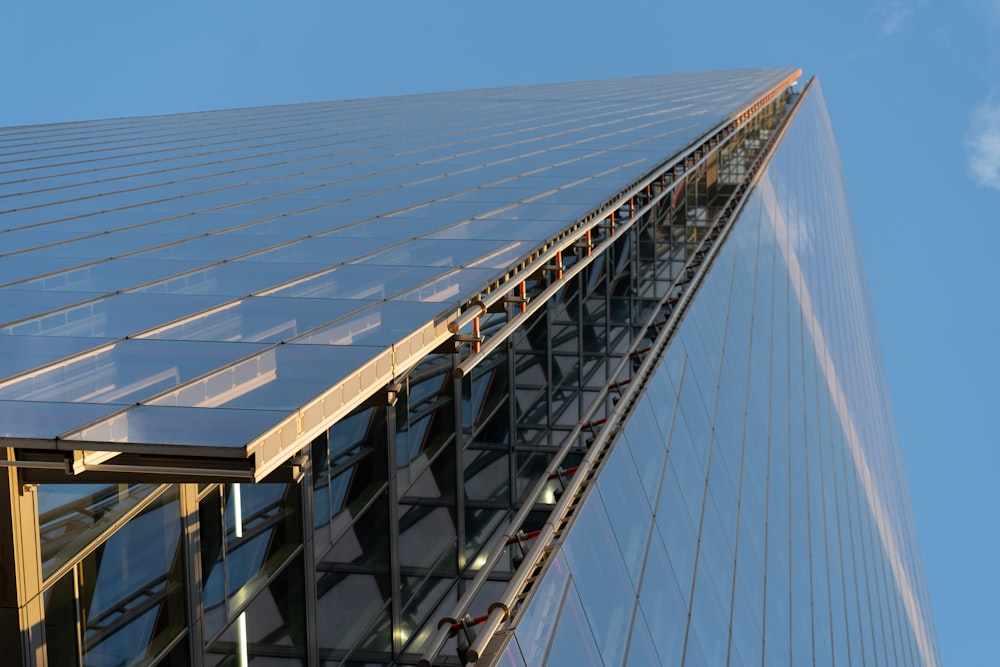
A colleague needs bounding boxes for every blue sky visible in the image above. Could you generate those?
[2,1,994,663]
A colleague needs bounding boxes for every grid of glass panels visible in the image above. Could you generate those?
[0,73,941,667]
[15,84,795,667]
[499,84,941,667]
[0,69,796,459]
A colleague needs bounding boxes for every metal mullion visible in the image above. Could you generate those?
[545,297,554,450]
[40,483,173,590]
[73,562,85,665]
[385,404,403,660]
[680,196,741,665]
[179,482,205,667]
[506,314,518,530]
[723,189,764,667]
[759,204,778,667]
[299,444,320,667]
[453,349,467,574]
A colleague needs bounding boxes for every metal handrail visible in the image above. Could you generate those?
[461,76,814,666]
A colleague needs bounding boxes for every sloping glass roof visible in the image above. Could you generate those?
[0,68,798,476]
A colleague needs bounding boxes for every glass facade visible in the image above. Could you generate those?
[497,84,940,667]
[0,70,939,667]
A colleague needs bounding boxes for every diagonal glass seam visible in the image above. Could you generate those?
[0,94,708,205]
[0,93,725,230]
[758,174,938,667]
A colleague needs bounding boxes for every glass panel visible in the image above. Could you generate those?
[559,494,634,666]
[225,482,303,601]
[291,301,446,348]
[38,483,159,579]
[354,238,525,270]
[316,494,391,655]
[134,260,332,297]
[0,339,271,405]
[15,258,207,292]
[2,293,226,338]
[543,581,603,667]
[0,399,120,438]
[62,488,186,665]
[0,289,102,325]
[424,218,556,242]
[512,551,570,666]
[61,404,287,448]
[147,343,380,411]
[205,554,308,666]
[139,296,362,343]
[262,263,448,300]
[640,530,688,666]
[393,267,502,307]
[0,335,111,380]
[596,444,652,588]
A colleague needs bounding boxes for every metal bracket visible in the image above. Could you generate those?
[359,382,402,408]
[487,294,528,313]
[432,334,483,355]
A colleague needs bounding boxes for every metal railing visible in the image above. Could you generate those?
[418,75,811,667]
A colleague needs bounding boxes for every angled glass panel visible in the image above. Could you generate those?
[13,258,208,292]
[60,404,288,448]
[512,551,570,666]
[139,296,363,343]
[262,263,449,300]
[543,581,603,667]
[0,335,111,380]
[0,230,84,253]
[237,235,389,264]
[476,200,595,223]
[423,218,557,242]
[2,293,226,338]
[321,216,449,240]
[353,238,517,269]
[292,301,448,348]
[15,232,189,259]
[560,493,634,666]
[0,339,270,405]
[0,289,102,326]
[147,343,381,411]
[0,256,87,284]
[134,260,332,296]
[0,400,120,439]
[38,483,160,578]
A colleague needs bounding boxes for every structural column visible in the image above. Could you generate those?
[0,449,46,666]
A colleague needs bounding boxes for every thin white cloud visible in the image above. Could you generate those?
[967,101,1000,189]
[882,2,913,34]
[880,0,928,35]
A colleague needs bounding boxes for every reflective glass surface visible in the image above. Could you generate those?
[5,70,941,667]
[0,69,795,464]
[43,489,186,665]
[505,83,941,666]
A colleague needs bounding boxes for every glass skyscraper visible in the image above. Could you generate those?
[0,69,939,666]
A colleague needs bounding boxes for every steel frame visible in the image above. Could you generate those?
[0,73,809,667]
[419,76,810,667]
